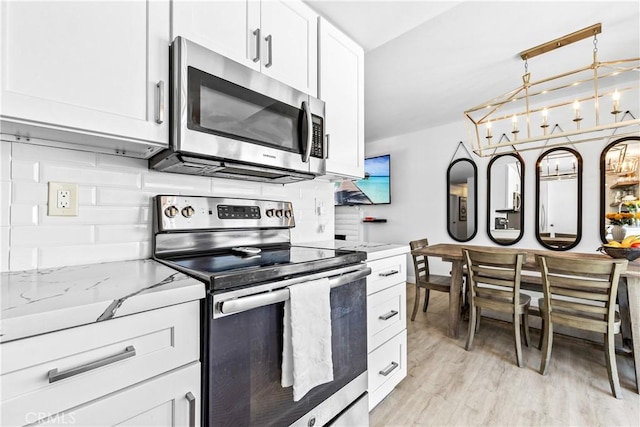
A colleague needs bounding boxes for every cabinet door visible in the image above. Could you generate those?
[260,0,318,96]
[171,0,260,70]
[0,1,169,148]
[38,362,201,427]
[318,18,364,179]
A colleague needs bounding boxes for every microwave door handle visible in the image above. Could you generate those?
[302,101,312,163]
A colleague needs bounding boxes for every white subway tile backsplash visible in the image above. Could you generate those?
[142,171,213,193]
[3,142,335,271]
[0,226,9,271]
[0,141,11,181]
[96,224,150,243]
[9,247,38,271]
[96,153,147,170]
[12,225,94,247]
[39,205,146,225]
[38,242,144,269]
[10,204,38,226]
[12,181,47,204]
[97,188,155,206]
[0,181,10,227]
[211,178,262,197]
[12,143,97,166]
[80,186,97,206]
[11,159,39,182]
[41,164,141,188]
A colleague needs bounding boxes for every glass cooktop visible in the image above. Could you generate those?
[169,246,366,291]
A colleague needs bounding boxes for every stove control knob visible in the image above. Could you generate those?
[275,209,284,218]
[164,205,179,218]
[266,209,275,218]
[181,206,195,218]
[284,210,292,218]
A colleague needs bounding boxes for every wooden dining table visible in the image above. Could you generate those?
[412,243,640,393]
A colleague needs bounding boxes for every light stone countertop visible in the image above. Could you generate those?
[0,259,205,343]
[300,241,410,262]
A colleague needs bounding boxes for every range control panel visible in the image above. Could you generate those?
[156,195,294,231]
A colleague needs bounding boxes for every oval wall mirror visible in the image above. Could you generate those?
[535,147,582,250]
[487,153,524,245]
[600,136,640,243]
[447,158,478,242]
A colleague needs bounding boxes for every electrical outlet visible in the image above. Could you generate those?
[48,182,79,216]
[57,190,71,209]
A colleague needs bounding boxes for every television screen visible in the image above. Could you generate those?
[334,154,391,205]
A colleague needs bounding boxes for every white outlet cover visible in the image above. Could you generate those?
[48,182,79,216]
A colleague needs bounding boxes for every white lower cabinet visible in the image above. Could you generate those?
[366,254,408,410]
[0,301,200,427]
[42,362,201,427]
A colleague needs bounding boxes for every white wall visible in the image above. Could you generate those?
[0,141,334,272]
[356,120,617,281]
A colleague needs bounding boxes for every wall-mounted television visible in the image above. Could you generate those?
[335,154,391,206]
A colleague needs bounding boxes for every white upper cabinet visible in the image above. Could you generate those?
[171,0,318,96]
[171,0,261,71]
[318,18,365,179]
[0,1,170,158]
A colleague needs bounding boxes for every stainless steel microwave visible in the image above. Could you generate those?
[150,37,326,184]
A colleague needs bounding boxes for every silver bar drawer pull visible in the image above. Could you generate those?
[47,345,136,383]
[252,28,261,62]
[155,81,165,124]
[379,361,399,377]
[186,392,196,427]
[379,310,399,321]
[379,270,399,277]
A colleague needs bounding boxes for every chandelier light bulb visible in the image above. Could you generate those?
[612,90,621,113]
[541,108,548,126]
[486,120,492,138]
[573,100,581,119]
[512,115,518,131]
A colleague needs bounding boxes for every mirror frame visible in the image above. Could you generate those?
[487,153,525,246]
[446,158,478,242]
[600,136,640,244]
[535,147,582,251]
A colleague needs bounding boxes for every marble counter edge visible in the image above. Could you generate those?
[0,259,206,343]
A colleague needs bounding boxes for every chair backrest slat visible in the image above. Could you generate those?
[546,274,611,290]
[410,238,430,282]
[536,254,627,332]
[551,298,608,316]
[464,249,526,304]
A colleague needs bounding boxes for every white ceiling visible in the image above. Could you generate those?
[304,1,640,143]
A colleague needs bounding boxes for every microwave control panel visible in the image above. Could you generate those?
[310,116,324,159]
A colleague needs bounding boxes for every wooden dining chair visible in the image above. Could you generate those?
[463,249,531,367]
[536,254,628,399]
[409,238,453,321]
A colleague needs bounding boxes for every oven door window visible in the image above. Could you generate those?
[205,279,367,426]
[188,67,303,154]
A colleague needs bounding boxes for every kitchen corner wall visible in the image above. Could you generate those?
[0,141,335,272]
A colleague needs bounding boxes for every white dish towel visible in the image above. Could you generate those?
[281,277,334,401]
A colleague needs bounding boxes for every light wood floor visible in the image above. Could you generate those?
[369,284,640,426]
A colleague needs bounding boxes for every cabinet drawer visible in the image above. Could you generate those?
[367,255,407,295]
[368,329,407,410]
[367,283,406,352]
[38,362,201,427]
[1,301,199,427]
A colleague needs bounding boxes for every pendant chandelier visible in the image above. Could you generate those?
[464,23,640,157]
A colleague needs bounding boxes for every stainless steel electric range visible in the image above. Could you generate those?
[152,195,370,427]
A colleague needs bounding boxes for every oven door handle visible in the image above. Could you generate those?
[218,267,371,315]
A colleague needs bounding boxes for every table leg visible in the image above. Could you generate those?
[625,277,640,394]
[448,259,463,339]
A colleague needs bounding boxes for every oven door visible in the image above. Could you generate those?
[173,37,325,176]
[203,267,369,427]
